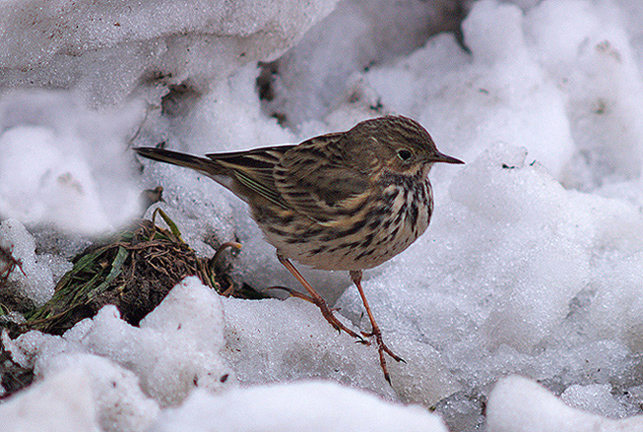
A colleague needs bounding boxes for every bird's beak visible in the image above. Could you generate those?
[430,151,464,165]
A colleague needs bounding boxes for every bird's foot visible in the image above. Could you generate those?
[367,328,405,384]
[267,286,366,344]
[312,297,367,344]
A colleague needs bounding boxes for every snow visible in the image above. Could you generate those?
[561,383,632,418]
[0,0,339,106]
[221,294,461,404]
[37,354,160,432]
[0,91,147,234]
[486,375,643,432]
[0,127,114,234]
[0,219,56,306]
[2,0,643,431]
[0,367,100,432]
[150,380,448,432]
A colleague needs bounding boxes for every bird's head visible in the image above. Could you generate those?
[340,115,463,177]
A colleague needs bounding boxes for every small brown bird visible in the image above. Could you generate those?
[135,115,463,383]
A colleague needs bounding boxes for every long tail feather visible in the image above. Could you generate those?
[134,147,225,177]
[134,146,290,208]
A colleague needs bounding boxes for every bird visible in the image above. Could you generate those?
[134,115,463,383]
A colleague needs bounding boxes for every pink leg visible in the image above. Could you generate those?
[350,270,405,384]
[278,254,366,343]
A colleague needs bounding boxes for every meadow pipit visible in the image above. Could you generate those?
[135,115,463,383]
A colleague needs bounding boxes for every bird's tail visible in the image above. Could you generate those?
[134,147,225,178]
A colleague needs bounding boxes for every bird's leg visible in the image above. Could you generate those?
[350,270,405,384]
[277,254,366,343]
[266,286,316,303]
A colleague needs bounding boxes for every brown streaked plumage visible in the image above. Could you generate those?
[134,115,463,383]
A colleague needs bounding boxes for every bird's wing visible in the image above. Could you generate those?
[274,134,371,224]
[206,145,295,209]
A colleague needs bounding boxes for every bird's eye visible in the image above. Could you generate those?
[397,149,412,161]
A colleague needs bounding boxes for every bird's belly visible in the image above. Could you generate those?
[291,226,425,271]
[256,196,431,271]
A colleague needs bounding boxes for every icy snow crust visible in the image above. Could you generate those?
[3,0,643,431]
